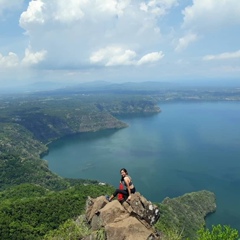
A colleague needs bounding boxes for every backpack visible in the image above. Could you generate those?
[118,182,124,202]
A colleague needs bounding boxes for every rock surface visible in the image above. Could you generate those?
[85,193,160,240]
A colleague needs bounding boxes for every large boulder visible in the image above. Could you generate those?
[122,192,160,227]
[105,216,155,240]
[85,192,160,240]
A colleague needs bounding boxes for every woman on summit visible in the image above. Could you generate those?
[106,168,136,202]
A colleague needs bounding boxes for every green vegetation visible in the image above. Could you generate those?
[0,183,114,240]
[43,217,91,240]
[157,225,183,240]
[0,153,69,191]
[0,92,161,239]
[44,214,105,240]
[197,224,239,240]
[0,92,160,191]
[156,224,240,240]
[0,93,159,143]
[0,123,47,158]
[0,86,240,239]
[1,183,238,240]
[0,183,50,202]
[155,191,216,239]
[154,190,239,239]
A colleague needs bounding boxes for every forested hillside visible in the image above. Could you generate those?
[0,92,160,190]
[0,183,114,240]
[0,91,161,239]
[0,87,239,239]
[0,93,160,143]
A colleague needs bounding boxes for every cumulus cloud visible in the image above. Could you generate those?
[19,0,45,27]
[90,46,164,66]
[140,0,178,16]
[0,52,19,68]
[90,46,136,66]
[0,47,47,68]
[19,0,131,28]
[22,47,47,65]
[20,0,176,27]
[17,0,174,70]
[137,51,164,65]
[182,0,240,30]
[175,33,197,52]
[203,50,240,61]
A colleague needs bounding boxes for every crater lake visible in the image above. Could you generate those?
[44,102,240,230]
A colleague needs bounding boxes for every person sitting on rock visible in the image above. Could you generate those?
[106,168,136,202]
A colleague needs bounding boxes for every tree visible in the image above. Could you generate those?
[197,224,239,240]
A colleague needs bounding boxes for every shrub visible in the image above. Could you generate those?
[197,224,239,240]
[43,217,91,240]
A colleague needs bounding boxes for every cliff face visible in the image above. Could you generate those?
[18,110,127,143]
[5,96,160,143]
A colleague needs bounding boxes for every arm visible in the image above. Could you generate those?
[124,177,132,201]
[120,176,124,183]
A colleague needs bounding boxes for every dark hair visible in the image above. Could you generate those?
[120,168,128,174]
[120,168,128,182]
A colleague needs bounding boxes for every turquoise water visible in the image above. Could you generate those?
[45,102,240,229]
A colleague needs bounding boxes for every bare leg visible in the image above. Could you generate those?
[108,195,114,201]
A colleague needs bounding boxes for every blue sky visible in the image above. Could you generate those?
[0,0,240,89]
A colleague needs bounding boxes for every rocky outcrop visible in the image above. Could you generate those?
[83,190,216,240]
[85,192,161,240]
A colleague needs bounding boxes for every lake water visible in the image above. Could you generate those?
[44,102,240,230]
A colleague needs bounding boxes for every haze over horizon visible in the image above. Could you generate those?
[0,0,240,91]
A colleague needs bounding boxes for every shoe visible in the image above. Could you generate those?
[105,195,111,202]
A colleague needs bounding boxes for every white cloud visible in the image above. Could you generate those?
[175,33,197,52]
[182,0,240,30]
[22,47,47,65]
[20,0,176,26]
[20,0,45,28]
[90,46,164,66]
[140,0,178,16]
[0,47,47,68]
[90,46,136,66]
[137,51,164,65]
[0,52,19,68]
[2,0,238,85]
[20,0,131,27]
[203,50,240,61]
[96,0,131,16]
[18,0,169,70]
